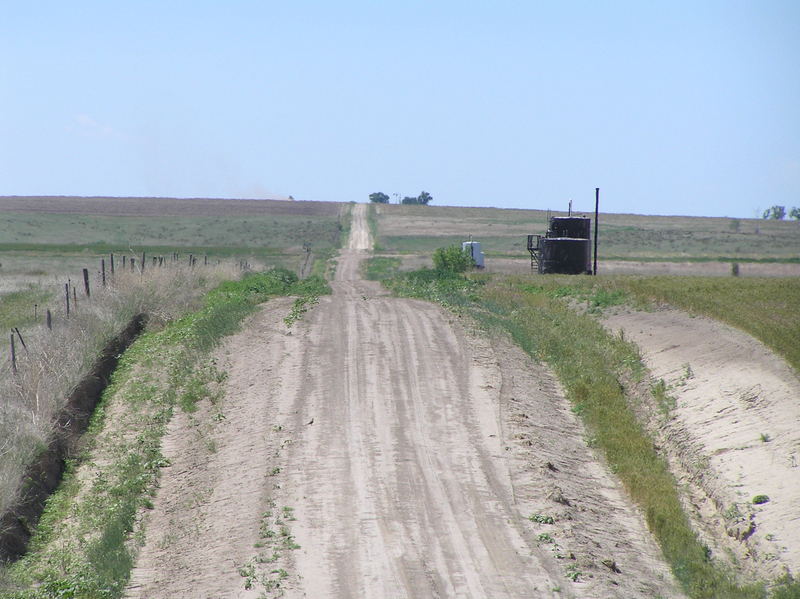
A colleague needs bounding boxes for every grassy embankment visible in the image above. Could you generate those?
[0,262,249,522]
[370,261,799,599]
[0,269,329,598]
[507,275,800,373]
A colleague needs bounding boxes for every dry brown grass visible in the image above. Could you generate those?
[0,262,240,519]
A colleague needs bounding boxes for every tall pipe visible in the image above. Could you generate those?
[593,188,599,275]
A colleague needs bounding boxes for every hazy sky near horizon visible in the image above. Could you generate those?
[1,1,798,217]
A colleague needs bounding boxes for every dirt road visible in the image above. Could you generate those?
[127,204,680,598]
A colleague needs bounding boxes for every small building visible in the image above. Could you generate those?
[462,241,485,269]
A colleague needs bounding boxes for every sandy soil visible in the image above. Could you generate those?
[603,308,800,580]
[126,209,683,598]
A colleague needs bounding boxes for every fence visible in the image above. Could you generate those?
[3,251,253,374]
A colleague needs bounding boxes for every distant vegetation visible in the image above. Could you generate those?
[370,204,800,262]
[762,205,800,220]
[369,191,432,205]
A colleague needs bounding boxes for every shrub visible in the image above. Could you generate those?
[432,245,473,273]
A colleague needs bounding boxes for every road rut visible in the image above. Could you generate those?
[127,204,681,598]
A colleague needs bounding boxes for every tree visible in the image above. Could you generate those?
[790,207,800,221]
[762,205,786,220]
[369,192,389,204]
[400,191,433,205]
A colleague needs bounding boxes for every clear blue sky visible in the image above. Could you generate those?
[1,1,798,217]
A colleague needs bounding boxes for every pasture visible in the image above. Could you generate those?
[371,203,800,266]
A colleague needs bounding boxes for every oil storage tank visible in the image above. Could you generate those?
[548,217,591,240]
[538,237,591,274]
[529,215,592,274]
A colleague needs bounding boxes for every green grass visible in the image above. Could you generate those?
[380,262,799,598]
[0,269,329,599]
[510,275,800,373]
[362,256,402,281]
[613,277,800,372]
[0,288,53,331]
[0,212,344,251]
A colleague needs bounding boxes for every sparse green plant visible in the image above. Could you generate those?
[283,294,319,328]
[723,503,744,521]
[651,378,676,413]
[753,495,770,505]
[565,564,582,582]
[760,433,771,443]
[528,514,556,524]
[537,533,555,544]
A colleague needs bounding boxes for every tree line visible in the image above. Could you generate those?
[369,191,433,205]
[762,205,800,220]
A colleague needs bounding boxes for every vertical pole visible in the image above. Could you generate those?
[83,268,90,297]
[131,257,135,271]
[110,253,115,274]
[34,304,38,320]
[141,252,146,273]
[204,254,208,266]
[73,287,78,311]
[65,283,70,317]
[101,259,106,286]
[122,255,126,268]
[10,334,16,374]
[593,187,600,276]
[46,309,52,330]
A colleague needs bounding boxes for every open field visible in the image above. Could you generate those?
[0,197,347,331]
[0,196,346,290]
[371,203,800,264]
[2,200,799,598]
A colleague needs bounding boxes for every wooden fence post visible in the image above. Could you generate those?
[110,253,115,274]
[10,333,16,374]
[73,286,78,312]
[14,328,27,352]
[83,268,90,297]
[65,283,70,317]
[141,252,146,273]
[101,259,106,286]
[122,255,126,268]
[131,257,136,271]
[46,309,52,330]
